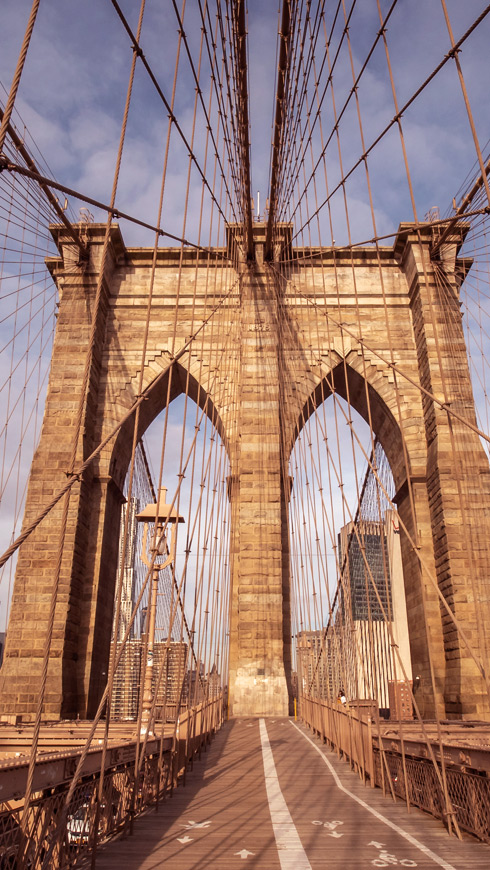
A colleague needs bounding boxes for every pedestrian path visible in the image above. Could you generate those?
[94,718,490,868]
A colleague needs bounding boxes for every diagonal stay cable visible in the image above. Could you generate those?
[0,279,239,572]
[170,0,241,230]
[0,157,232,261]
[281,271,490,446]
[286,3,490,248]
[0,108,87,258]
[0,0,40,154]
[202,0,242,211]
[274,0,360,224]
[109,0,232,229]
[282,207,489,262]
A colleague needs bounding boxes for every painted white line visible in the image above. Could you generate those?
[259,719,312,870]
[290,721,458,870]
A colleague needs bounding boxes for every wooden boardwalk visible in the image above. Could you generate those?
[94,718,490,869]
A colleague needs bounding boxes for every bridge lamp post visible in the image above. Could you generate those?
[136,487,184,733]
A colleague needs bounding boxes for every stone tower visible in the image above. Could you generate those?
[1,221,490,721]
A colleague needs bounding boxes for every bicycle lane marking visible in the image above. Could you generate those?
[260,718,312,870]
[289,721,457,870]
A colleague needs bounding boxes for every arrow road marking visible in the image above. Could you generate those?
[177,836,193,844]
[235,850,255,859]
[291,721,457,870]
[181,820,212,829]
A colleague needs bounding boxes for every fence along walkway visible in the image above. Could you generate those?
[94,718,489,869]
[300,696,490,842]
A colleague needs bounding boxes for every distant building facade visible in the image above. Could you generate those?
[111,639,189,720]
[206,664,222,700]
[297,626,342,702]
[115,497,139,642]
[338,513,412,713]
[109,493,191,721]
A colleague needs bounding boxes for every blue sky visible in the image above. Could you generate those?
[2,1,489,245]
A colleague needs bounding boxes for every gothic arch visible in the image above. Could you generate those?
[291,357,414,496]
[287,356,445,714]
[79,360,230,716]
[107,360,228,494]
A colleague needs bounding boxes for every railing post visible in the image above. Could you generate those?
[367,716,375,787]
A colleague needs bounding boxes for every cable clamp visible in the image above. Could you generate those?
[0,154,10,173]
[65,471,81,481]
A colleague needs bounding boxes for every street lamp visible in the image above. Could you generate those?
[136,487,184,732]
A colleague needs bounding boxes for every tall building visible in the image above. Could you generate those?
[297,630,328,699]
[114,497,140,642]
[339,519,393,621]
[337,512,412,713]
[296,625,343,701]
[111,639,189,721]
[153,640,189,712]
[110,490,190,721]
[111,639,143,720]
[206,664,222,700]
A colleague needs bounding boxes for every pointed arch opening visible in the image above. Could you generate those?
[289,364,416,718]
[84,364,232,720]
[292,360,409,496]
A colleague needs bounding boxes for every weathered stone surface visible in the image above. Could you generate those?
[1,221,489,720]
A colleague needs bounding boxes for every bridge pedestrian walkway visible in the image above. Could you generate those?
[94,718,489,869]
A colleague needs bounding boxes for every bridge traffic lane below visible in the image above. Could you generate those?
[95,718,489,869]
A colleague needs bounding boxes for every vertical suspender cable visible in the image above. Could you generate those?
[265,0,292,260]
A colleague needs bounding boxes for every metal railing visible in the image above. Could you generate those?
[374,749,490,843]
[300,695,490,843]
[0,695,224,868]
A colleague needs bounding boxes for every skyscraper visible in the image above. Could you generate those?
[115,497,140,642]
[337,512,412,713]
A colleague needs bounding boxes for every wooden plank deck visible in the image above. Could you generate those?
[93,718,490,868]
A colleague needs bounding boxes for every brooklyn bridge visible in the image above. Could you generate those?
[1,0,490,867]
